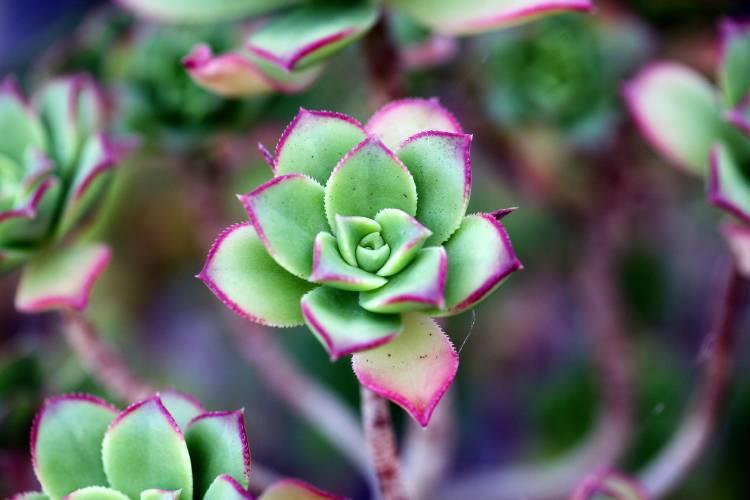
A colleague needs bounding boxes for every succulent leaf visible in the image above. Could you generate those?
[239,174,328,279]
[63,487,130,500]
[366,97,462,150]
[334,214,382,266]
[324,138,417,229]
[246,1,378,71]
[102,397,193,500]
[140,490,181,500]
[397,131,471,246]
[374,208,431,276]
[182,44,275,98]
[387,0,593,35]
[258,479,340,500]
[708,142,750,224]
[274,109,366,185]
[623,62,722,175]
[0,79,46,164]
[198,222,315,327]
[719,20,750,107]
[359,247,447,313]
[185,411,251,497]
[116,0,300,23]
[203,475,254,500]
[31,394,117,500]
[437,214,521,316]
[310,231,387,291]
[301,286,402,359]
[14,242,110,313]
[159,390,206,430]
[352,313,458,427]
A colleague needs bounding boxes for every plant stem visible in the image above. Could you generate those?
[228,319,373,480]
[360,387,409,500]
[639,267,749,498]
[362,13,406,104]
[60,310,153,403]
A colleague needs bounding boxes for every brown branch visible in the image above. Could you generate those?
[361,387,409,500]
[362,13,407,104]
[61,311,153,402]
[639,267,749,498]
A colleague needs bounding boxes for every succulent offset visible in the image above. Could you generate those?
[0,75,122,313]
[16,392,339,500]
[116,0,594,98]
[624,20,750,272]
[199,98,521,426]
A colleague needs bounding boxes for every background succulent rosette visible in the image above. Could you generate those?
[16,391,338,500]
[116,0,593,98]
[199,98,521,426]
[624,20,750,273]
[0,75,123,313]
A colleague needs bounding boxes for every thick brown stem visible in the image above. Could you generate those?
[362,13,406,104]
[639,268,749,498]
[61,311,153,402]
[228,319,373,479]
[361,387,409,500]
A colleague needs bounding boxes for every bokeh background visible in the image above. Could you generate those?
[2,1,750,498]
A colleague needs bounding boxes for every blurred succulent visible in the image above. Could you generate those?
[624,20,750,269]
[477,11,651,147]
[569,471,647,500]
[16,391,340,500]
[0,75,123,313]
[199,98,521,426]
[116,0,594,98]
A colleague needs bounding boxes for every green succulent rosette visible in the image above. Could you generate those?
[199,98,521,426]
[116,0,593,98]
[16,391,339,500]
[0,75,123,313]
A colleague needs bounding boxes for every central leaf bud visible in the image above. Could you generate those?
[356,231,390,272]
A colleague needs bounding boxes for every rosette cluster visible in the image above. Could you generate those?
[0,76,122,312]
[199,98,521,425]
[17,392,337,500]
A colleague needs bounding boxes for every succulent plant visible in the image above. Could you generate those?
[624,20,750,271]
[0,75,123,313]
[15,392,339,500]
[116,0,594,98]
[199,98,521,426]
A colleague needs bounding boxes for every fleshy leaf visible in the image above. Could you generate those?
[116,0,300,23]
[374,208,432,276]
[198,222,315,327]
[63,487,130,500]
[140,490,181,500]
[0,176,60,245]
[301,286,402,360]
[102,397,193,500]
[239,174,328,279]
[247,2,378,71]
[388,0,593,35]
[352,313,458,427]
[0,78,45,164]
[203,475,253,500]
[324,138,417,229]
[725,99,750,139]
[56,133,118,237]
[722,222,750,278]
[15,242,110,313]
[397,131,471,246]
[259,479,340,500]
[719,19,750,107]
[183,44,275,98]
[334,215,381,266]
[32,394,117,500]
[309,232,386,291]
[708,143,750,224]
[185,411,251,498]
[359,247,446,313]
[274,109,366,185]
[623,62,721,175]
[366,97,462,150]
[437,214,521,316]
[159,390,205,430]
